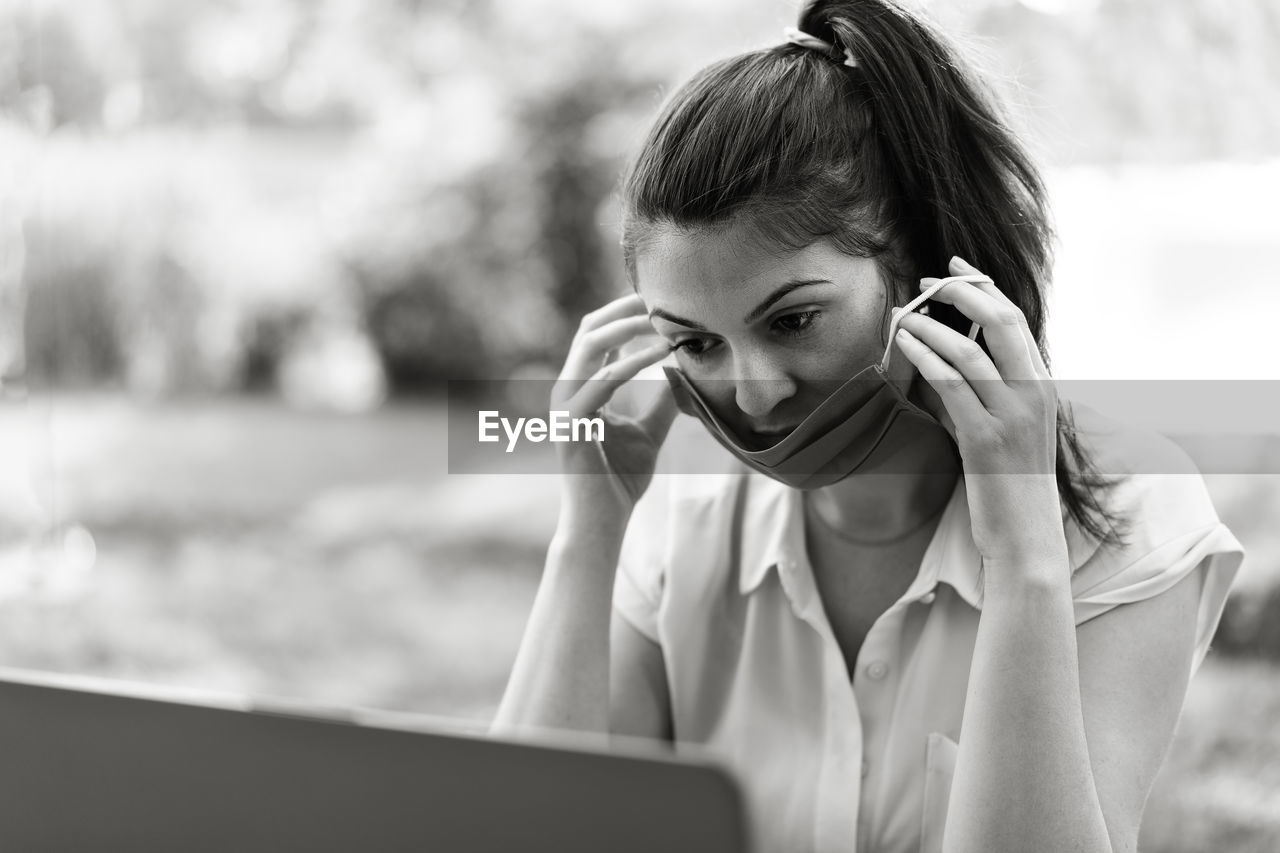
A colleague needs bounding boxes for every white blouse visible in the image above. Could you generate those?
[612,402,1243,853]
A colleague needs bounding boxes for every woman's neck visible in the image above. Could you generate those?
[805,415,961,546]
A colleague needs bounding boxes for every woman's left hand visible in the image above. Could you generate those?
[892,256,1067,575]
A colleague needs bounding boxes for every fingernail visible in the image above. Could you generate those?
[919,305,930,316]
[950,256,973,270]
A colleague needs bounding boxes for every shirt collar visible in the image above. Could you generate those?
[924,478,985,610]
[737,474,807,596]
[738,474,986,612]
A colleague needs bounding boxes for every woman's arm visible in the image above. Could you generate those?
[491,294,676,736]
[491,511,629,736]
[892,260,1204,851]
[609,612,673,741]
[490,508,674,741]
[941,492,1203,853]
[1076,559,1203,850]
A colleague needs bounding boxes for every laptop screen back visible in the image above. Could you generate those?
[0,670,751,853]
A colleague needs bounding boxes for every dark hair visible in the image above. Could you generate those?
[621,0,1128,549]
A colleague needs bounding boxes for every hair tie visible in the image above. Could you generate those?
[783,26,858,68]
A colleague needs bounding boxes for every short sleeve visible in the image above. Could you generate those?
[612,475,671,644]
[1066,425,1245,673]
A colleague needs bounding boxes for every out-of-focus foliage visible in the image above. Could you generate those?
[10,127,361,396]
[2,0,1278,392]
[2,0,731,391]
[955,0,1280,162]
[5,0,1278,155]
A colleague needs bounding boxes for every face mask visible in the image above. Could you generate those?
[662,274,990,489]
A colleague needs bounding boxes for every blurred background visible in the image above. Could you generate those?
[0,0,1277,848]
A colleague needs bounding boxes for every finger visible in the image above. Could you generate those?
[893,327,991,435]
[948,257,1051,378]
[566,342,670,418]
[560,315,659,384]
[894,309,1012,411]
[917,275,1038,382]
[966,278,1052,381]
[914,375,958,441]
[574,293,647,338]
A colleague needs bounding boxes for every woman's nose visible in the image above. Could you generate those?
[732,351,797,418]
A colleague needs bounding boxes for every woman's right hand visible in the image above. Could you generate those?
[552,293,677,521]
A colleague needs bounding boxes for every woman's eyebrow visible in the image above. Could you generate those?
[743,279,831,323]
[648,309,708,331]
[648,279,832,331]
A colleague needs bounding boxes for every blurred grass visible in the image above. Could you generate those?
[0,392,561,719]
[1142,657,1280,851]
[0,392,1277,848]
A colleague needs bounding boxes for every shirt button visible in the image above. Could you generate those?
[866,660,889,680]
[861,760,869,778]
[921,591,937,605]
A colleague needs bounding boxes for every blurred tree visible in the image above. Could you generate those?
[7,0,1280,393]
[21,236,124,385]
[508,41,655,368]
[966,0,1280,162]
[0,3,106,128]
[335,16,659,388]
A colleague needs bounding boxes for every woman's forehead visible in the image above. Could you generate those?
[635,225,882,309]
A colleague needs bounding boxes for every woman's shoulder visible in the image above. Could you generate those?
[625,470,750,532]
[1061,397,1241,590]
[613,472,767,639]
[1065,398,1199,478]
[618,470,793,592]
[1064,398,1220,541]
[619,472,750,569]
[1060,401,1245,662]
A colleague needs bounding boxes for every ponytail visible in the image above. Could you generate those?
[801,0,1051,350]
[622,0,1129,550]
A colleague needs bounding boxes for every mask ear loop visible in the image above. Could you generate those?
[878,274,993,373]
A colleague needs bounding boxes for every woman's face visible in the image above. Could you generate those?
[636,222,915,447]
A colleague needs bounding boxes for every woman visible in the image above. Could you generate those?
[494,2,1243,851]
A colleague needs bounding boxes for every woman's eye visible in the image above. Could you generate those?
[670,338,717,360]
[774,310,819,336]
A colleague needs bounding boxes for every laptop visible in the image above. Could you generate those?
[0,667,752,852]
